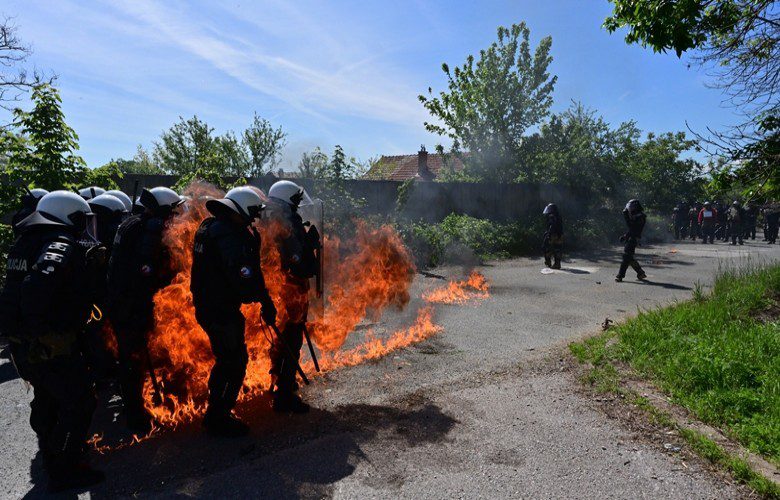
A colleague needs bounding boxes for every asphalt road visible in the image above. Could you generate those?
[1,238,778,498]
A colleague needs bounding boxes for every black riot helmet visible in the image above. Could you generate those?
[625,199,643,214]
[543,203,558,216]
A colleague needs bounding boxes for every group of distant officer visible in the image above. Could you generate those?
[671,200,780,245]
[0,180,320,491]
[542,197,779,283]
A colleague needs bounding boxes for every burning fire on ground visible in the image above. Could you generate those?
[95,182,490,444]
[422,270,490,304]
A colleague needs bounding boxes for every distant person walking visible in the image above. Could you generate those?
[727,201,744,246]
[615,199,647,283]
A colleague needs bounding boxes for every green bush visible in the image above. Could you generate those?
[401,213,544,267]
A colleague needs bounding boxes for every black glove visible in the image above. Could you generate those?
[619,234,627,243]
[260,297,277,327]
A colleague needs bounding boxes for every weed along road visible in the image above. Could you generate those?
[1,240,778,498]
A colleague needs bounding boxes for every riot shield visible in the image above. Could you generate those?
[298,197,325,318]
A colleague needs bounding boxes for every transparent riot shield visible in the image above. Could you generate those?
[298,197,325,318]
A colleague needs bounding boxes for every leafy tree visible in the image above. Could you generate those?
[243,112,286,176]
[153,114,286,180]
[526,102,702,210]
[153,115,220,175]
[297,147,329,178]
[419,23,557,182]
[101,146,163,175]
[604,0,779,198]
[3,84,85,192]
[215,130,250,177]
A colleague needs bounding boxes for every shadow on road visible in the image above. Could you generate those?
[37,394,458,498]
[628,280,692,291]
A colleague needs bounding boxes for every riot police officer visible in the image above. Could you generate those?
[85,193,128,379]
[106,186,183,432]
[267,180,319,413]
[743,202,758,240]
[615,199,647,282]
[542,203,563,269]
[671,206,684,240]
[105,189,133,214]
[191,187,277,436]
[11,188,48,234]
[78,186,106,201]
[727,200,744,246]
[0,191,105,491]
[698,201,717,244]
[89,193,128,250]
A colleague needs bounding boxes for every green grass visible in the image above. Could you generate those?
[571,263,780,494]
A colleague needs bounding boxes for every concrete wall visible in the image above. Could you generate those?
[117,174,577,223]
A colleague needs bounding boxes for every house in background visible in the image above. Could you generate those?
[364,146,465,181]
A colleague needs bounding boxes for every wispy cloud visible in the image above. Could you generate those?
[108,0,429,126]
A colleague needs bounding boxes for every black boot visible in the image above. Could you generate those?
[125,407,154,434]
[272,391,310,414]
[48,459,105,492]
[203,411,249,437]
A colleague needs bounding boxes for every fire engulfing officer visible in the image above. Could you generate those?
[0,191,105,491]
[615,199,647,283]
[267,180,320,413]
[106,187,183,432]
[190,187,277,437]
[11,188,48,234]
[542,203,563,269]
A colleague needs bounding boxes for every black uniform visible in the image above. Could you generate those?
[671,207,684,240]
[727,205,744,245]
[766,208,779,244]
[743,205,758,240]
[543,211,563,269]
[269,201,318,404]
[0,223,99,485]
[616,207,647,281]
[106,213,173,428]
[688,206,700,240]
[191,214,275,423]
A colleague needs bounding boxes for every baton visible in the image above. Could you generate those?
[266,323,309,385]
[143,344,164,406]
[302,324,320,372]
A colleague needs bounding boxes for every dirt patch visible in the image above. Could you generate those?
[755,292,780,323]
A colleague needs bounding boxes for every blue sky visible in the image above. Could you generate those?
[3,0,741,169]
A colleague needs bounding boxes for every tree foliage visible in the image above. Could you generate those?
[152,114,286,179]
[297,147,329,178]
[243,112,286,177]
[604,0,779,198]
[526,102,703,210]
[419,23,557,182]
[0,84,89,216]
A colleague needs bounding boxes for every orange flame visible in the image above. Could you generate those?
[94,182,491,443]
[422,270,490,304]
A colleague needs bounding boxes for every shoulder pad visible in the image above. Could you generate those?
[34,236,77,276]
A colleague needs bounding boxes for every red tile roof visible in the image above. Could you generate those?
[364,153,465,181]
